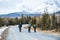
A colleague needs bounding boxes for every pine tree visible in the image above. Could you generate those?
[20,14,24,24]
[51,13,57,29]
[15,17,19,24]
[0,17,3,27]
[41,12,50,30]
[31,16,36,25]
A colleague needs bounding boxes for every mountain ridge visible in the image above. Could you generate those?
[0,11,60,18]
[0,12,41,18]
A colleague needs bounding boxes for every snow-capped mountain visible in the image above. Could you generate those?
[34,0,60,14]
[0,12,41,18]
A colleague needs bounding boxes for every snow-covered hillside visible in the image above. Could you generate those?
[17,0,60,14]
[36,0,60,13]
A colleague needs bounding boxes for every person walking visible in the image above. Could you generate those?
[28,23,31,32]
[33,24,36,32]
[18,23,22,32]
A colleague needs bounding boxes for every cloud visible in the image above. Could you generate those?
[0,0,18,14]
[0,0,60,15]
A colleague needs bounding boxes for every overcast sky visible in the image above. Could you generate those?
[0,0,60,15]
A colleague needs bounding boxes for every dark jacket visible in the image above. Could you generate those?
[19,23,22,28]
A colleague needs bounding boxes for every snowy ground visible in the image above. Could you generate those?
[0,27,8,39]
[5,25,60,40]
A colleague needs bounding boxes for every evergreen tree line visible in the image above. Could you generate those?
[0,17,20,27]
[36,13,60,32]
[0,13,60,32]
[0,15,32,27]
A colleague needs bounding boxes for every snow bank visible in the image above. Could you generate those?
[22,24,30,27]
[0,27,8,39]
[22,24,29,29]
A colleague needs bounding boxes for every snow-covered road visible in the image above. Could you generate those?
[5,25,60,40]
